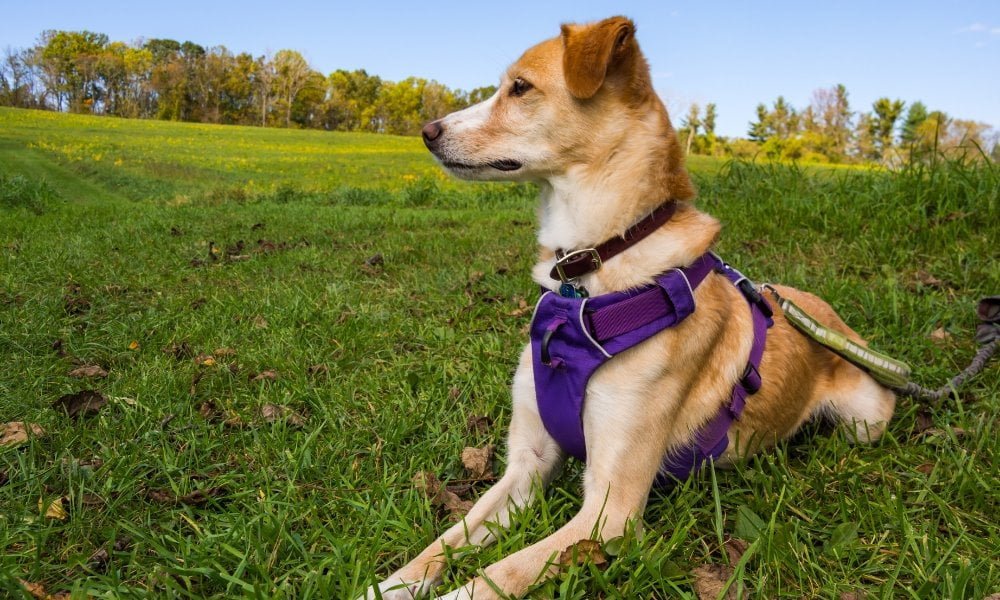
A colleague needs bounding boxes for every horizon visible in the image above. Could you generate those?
[2,1,998,138]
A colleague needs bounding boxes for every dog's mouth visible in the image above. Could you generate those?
[443,159,523,172]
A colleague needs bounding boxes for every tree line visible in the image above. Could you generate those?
[680,84,998,164]
[2,30,996,164]
[0,30,495,135]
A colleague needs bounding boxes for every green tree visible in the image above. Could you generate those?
[36,30,109,112]
[900,101,928,147]
[681,103,700,155]
[748,103,770,142]
[870,97,905,161]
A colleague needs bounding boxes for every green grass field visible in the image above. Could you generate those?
[1,106,998,599]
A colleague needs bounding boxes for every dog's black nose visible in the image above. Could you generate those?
[422,120,443,148]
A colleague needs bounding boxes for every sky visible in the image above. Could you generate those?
[2,1,998,138]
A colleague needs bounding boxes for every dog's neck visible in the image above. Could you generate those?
[532,102,721,294]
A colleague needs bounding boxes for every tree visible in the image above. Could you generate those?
[900,101,928,147]
[748,103,770,142]
[36,30,109,112]
[254,53,277,127]
[870,97,905,161]
[681,103,700,155]
[272,49,311,128]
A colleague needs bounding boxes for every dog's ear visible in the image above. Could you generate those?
[561,16,636,100]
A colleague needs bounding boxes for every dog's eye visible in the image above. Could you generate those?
[510,77,533,97]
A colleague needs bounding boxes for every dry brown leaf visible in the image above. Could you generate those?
[915,462,935,475]
[53,390,107,419]
[724,537,749,565]
[19,579,49,599]
[929,327,952,342]
[250,370,279,382]
[69,364,108,379]
[412,471,473,518]
[507,296,532,317]
[466,413,492,435]
[1,422,44,447]
[261,404,307,427]
[253,315,269,329]
[87,547,111,572]
[147,486,227,506]
[557,539,608,569]
[194,354,216,366]
[840,592,867,600]
[461,445,494,480]
[692,563,738,600]
[163,341,193,360]
[213,347,237,357]
[307,363,329,378]
[128,340,140,350]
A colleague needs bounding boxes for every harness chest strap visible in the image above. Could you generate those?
[529,253,773,484]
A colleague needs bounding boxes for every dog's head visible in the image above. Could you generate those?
[423,16,677,185]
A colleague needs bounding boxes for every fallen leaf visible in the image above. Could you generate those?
[412,471,472,518]
[68,364,108,379]
[307,363,329,378]
[365,253,384,267]
[40,496,68,521]
[194,354,216,366]
[53,390,107,419]
[146,486,227,506]
[52,339,66,357]
[911,270,946,289]
[1,422,44,447]
[18,579,56,600]
[260,404,307,427]
[250,370,279,382]
[915,462,935,475]
[0,469,8,486]
[840,592,866,600]
[251,222,265,231]
[63,283,90,315]
[213,347,236,357]
[507,296,532,318]
[929,327,952,342]
[461,445,494,480]
[692,563,737,600]
[913,410,934,435]
[163,341,194,360]
[87,547,110,572]
[128,340,140,350]
[724,537,749,565]
[253,315,269,329]
[466,413,492,435]
[557,539,609,569]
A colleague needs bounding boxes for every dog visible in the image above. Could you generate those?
[362,16,896,599]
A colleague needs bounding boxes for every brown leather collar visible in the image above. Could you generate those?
[549,200,678,282]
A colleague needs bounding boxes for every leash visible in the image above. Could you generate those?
[765,287,999,404]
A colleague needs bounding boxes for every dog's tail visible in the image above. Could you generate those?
[895,296,998,404]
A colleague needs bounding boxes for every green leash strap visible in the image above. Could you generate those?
[770,292,913,389]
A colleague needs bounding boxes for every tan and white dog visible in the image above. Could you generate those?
[364,16,895,599]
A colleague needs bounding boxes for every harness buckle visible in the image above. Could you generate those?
[554,248,602,283]
[736,278,773,318]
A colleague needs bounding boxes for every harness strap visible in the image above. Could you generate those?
[657,260,774,483]
[587,254,716,342]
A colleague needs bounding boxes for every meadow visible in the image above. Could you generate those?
[0,106,998,599]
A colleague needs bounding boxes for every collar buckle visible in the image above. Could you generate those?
[554,248,602,283]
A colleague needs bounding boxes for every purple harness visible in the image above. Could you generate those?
[529,253,773,485]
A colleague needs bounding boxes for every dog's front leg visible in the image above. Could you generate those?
[362,346,565,600]
[435,383,669,600]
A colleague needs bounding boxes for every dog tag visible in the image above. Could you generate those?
[560,283,588,298]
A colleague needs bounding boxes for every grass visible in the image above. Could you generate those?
[0,106,998,599]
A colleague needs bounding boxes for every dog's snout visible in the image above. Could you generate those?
[422,120,444,148]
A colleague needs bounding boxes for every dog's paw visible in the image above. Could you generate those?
[359,576,433,600]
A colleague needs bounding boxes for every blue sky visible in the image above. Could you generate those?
[2,1,998,138]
